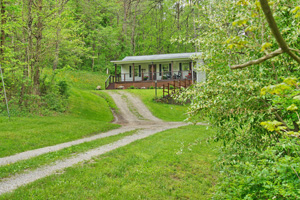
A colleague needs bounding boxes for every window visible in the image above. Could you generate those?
[162,64,169,72]
[134,66,138,77]
[182,63,190,71]
[132,65,141,77]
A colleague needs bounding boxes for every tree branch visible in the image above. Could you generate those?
[289,48,300,54]
[231,0,300,70]
[274,112,291,131]
[259,0,300,65]
[230,48,283,70]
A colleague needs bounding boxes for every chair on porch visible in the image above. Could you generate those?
[173,72,182,79]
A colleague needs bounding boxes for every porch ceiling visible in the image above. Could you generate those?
[111,52,202,65]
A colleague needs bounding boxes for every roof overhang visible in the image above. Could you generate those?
[111,58,196,65]
[111,52,202,65]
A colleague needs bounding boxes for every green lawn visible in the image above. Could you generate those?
[0,130,138,179]
[1,125,218,200]
[127,89,188,122]
[0,88,120,158]
[56,70,108,90]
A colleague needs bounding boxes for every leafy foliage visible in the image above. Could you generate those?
[175,0,300,198]
[214,138,300,199]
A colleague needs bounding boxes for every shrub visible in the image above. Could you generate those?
[169,85,174,89]
[58,80,69,97]
[214,138,300,199]
[149,86,154,89]
[129,86,135,89]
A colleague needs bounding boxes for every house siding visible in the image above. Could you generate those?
[120,61,194,82]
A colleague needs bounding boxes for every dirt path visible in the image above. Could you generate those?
[0,91,189,195]
[0,127,136,166]
[0,124,184,195]
[107,91,163,125]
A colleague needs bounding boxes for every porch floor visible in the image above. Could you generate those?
[106,79,193,90]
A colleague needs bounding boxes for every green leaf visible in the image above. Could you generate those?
[287,104,298,111]
[261,42,272,52]
[293,96,300,101]
[283,77,297,86]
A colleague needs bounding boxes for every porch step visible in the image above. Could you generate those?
[106,83,115,90]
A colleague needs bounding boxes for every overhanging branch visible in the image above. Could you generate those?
[259,0,300,65]
[231,48,283,70]
[231,0,300,70]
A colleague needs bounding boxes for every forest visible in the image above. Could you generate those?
[1,0,300,198]
[0,0,201,114]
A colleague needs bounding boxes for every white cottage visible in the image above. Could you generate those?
[107,52,205,89]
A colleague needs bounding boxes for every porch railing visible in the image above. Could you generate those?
[113,70,196,83]
[105,75,111,89]
[105,75,122,89]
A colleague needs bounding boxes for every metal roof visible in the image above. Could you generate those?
[111,52,202,64]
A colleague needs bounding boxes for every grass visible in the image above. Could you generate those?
[57,70,108,90]
[127,89,188,122]
[0,73,120,158]
[0,125,219,200]
[0,129,139,179]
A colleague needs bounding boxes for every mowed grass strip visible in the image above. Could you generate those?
[0,130,139,180]
[127,89,188,122]
[1,125,218,200]
[0,89,120,158]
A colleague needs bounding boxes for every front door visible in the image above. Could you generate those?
[148,64,157,80]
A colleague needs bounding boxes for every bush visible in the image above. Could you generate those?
[169,85,174,89]
[129,86,135,89]
[149,86,154,89]
[214,138,300,199]
[58,80,69,97]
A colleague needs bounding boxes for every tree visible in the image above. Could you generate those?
[231,0,300,69]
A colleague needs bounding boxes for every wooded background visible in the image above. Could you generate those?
[1,0,300,114]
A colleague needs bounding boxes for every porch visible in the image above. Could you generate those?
[105,70,196,89]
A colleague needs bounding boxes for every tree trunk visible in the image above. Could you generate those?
[53,0,68,71]
[92,42,95,71]
[0,0,5,70]
[131,0,139,54]
[27,0,33,80]
[33,0,43,94]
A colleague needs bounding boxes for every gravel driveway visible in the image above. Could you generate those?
[0,91,188,195]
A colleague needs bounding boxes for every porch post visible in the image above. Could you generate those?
[151,62,154,81]
[191,61,194,83]
[114,64,117,82]
[171,61,174,80]
[133,63,135,82]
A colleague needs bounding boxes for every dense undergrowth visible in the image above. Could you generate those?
[177,66,300,199]
[0,69,108,117]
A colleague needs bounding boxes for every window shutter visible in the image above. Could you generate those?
[169,63,171,72]
[179,63,182,71]
[159,64,162,76]
[129,66,132,78]
[139,65,141,77]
